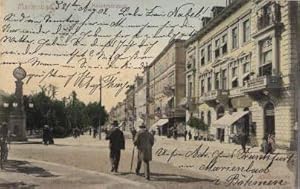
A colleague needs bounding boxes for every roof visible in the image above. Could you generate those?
[185,0,249,47]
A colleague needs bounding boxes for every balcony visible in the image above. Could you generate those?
[229,87,245,98]
[199,89,229,103]
[242,75,281,93]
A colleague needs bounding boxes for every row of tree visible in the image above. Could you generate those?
[1,85,108,137]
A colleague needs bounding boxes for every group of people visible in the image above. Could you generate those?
[106,121,154,180]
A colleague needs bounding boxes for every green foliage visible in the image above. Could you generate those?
[23,85,108,137]
[187,116,208,131]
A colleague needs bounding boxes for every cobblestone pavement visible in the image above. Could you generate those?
[1,134,296,189]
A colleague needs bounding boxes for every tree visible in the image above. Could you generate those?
[187,116,208,139]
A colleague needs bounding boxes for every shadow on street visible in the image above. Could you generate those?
[117,172,214,183]
[0,181,38,189]
[3,160,59,178]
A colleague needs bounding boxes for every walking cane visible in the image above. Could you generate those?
[130,146,135,172]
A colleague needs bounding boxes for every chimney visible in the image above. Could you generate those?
[201,17,211,27]
[211,6,225,18]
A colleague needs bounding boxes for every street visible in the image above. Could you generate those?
[0,133,296,189]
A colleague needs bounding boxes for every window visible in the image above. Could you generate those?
[222,34,228,54]
[232,67,237,77]
[215,39,220,58]
[207,111,211,126]
[207,77,212,92]
[232,79,238,88]
[201,49,205,66]
[243,19,250,43]
[232,27,238,49]
[222,69,227,90]
[201,79,205,95]
[259,38,273,76]
[243,62,250,73]
[201,111,204,121]
[215,72,220,90]
[207,44,212,62]
[188,75,192,97]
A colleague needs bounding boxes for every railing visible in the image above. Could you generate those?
[229,87,245,98]
[242,75,281,93]
[199,89,228,102]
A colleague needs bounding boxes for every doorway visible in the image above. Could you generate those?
[264,102,275,137]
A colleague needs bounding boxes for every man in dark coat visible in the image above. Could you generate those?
[105,121,125,173]
[134,124,154,180]
[43,125,50,145]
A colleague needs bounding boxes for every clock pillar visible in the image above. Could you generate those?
[9,65,27,141]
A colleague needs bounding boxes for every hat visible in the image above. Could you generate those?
[139,123,146,128]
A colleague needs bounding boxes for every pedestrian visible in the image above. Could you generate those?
[49,127,54,144]
[134,123,154,180]
[0,122,9,161]
[130,127,137,140]
[93,127,97,138]
[239,130,248,153]
[89,127,92,136]
[184,130,187,141]
[43,125,50,145]
[188,130,192,140]
[105,121,125,173]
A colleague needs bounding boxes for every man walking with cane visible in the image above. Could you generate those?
[134,123,154,180]
[106,120,125,173]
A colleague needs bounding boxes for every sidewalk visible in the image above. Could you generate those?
[0,158,154,189]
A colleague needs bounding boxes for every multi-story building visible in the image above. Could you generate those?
[148,39,186,135]
[108,101,126,129]
[185,0,299,148]
[124,85,135,131]
[134,75,147,128]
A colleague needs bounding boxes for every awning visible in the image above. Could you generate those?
[150,118,168,130]
[212,111,249,128]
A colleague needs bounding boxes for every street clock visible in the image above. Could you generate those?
[13,65,27,80]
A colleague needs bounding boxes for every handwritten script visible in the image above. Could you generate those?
[155,144,294,187]
[0,0,208,96]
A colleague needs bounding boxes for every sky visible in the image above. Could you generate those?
[0,0,226,111]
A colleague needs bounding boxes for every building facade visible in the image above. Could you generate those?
[134,75,147,128]
[185,0,299,148]
[148,39,186,135]
[124,85,135,131]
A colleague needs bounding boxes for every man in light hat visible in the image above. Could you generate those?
[105,120,125,173]
[134,123,154,180]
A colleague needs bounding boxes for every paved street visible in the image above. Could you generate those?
[0,134,296,189]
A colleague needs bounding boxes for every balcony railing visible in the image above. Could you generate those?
[242,75,281,93]
[229,87,245,98]
[199,89,229,102]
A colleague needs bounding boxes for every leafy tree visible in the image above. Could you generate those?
[187,116,208,139]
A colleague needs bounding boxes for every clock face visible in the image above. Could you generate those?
[13,66,27,80]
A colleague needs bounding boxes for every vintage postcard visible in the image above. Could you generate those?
[0,0,299,188]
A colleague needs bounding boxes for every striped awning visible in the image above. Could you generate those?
[212,111,249,128]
